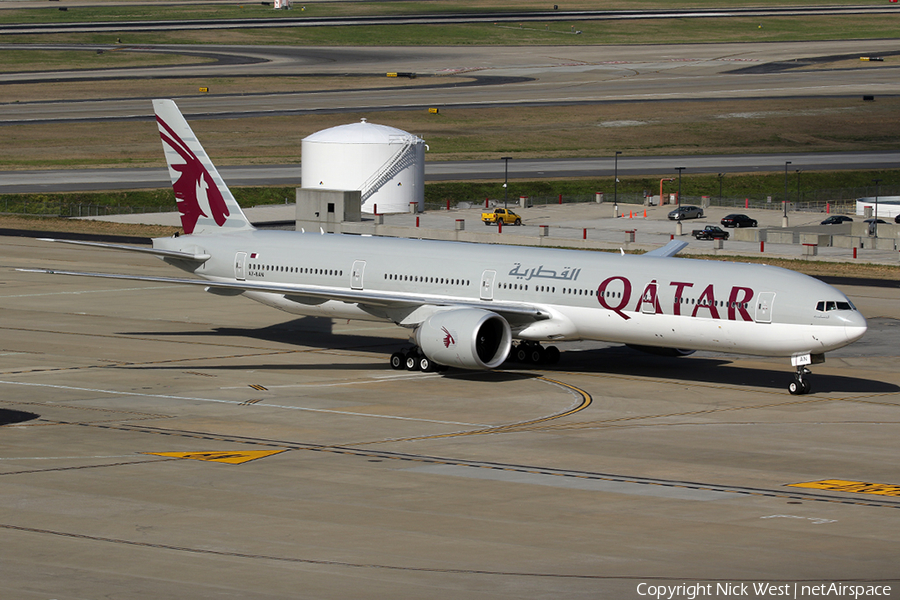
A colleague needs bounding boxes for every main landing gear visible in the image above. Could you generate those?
[390,347,447,373]
[789,366,812,395]
[508,341,560,366]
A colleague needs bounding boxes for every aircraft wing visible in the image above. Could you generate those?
[643,239,689,258]
[17,268,550,322]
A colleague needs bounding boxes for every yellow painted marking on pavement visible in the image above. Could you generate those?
[249,384,268,391]
[365,376,592,444]
[143,450,285,464]
[788,479,900,497]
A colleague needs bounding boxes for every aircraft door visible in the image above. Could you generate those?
[234,252,247,281]
[756,292,775,323]
[640,280,658,314]
[351,260,366,290]
[480,270,496,301]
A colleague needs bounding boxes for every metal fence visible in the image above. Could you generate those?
[425,191,868,214]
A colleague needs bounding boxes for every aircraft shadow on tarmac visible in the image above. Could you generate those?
[557,346,899,394]
[120,317,897,392]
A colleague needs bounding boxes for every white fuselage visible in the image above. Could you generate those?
[156,230,867,359]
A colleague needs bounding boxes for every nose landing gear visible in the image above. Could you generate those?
[789,366,812,395]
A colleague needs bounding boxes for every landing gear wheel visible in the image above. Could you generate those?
[528,347,545,364]
[418,355,434,372]
[405,353,419,371]
[789,367,812,395]
[543,345,560,365]
[390,352,405,370]
[515,345,529,363]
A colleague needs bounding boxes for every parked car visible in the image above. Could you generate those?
[721,213,757,228]
[692,225,730,240]
[895,214,900,224]
[667,205,704,220]
[821,215,853,225]
[481,208,522,226]
[865,218,888,235]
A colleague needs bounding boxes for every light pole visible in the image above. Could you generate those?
[675,167,686,206]
[614,151,622,206]
[873,178,882,238]
[717,173,724,204]
[501,156,512,209]
[783,160,792,227]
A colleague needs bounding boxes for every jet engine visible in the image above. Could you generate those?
[416,309,512,370]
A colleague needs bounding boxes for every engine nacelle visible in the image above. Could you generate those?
[416,309,512,370]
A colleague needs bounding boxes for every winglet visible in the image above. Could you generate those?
[644,239,689,258]
[153,99,254,235]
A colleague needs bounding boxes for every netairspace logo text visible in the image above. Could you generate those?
[636,582,892,600]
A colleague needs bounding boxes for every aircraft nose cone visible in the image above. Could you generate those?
[844,311,868,344]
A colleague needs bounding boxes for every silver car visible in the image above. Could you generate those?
[667,205,704,220]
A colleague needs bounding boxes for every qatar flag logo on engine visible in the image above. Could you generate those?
[442,326,456,349]
[157,115,230,234]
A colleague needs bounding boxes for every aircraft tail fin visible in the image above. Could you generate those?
[153,99,254,235]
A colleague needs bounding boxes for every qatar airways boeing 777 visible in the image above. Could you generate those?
[24,100,867,394]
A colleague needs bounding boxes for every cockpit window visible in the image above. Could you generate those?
[816,300,855,312]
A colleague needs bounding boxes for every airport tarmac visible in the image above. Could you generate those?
[1,235,899,599]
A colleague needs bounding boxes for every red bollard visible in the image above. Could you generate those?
[485,198,489,208]
[853,247,858,259]
[760,241,765,253]
[583,228,587,240]
[745,198,749,209]
[446,199,450,211]
[416,216,420,227]
[558,194,563,205]
[670,234,674,240]
[826,202,830,214]
[498,220,502,233]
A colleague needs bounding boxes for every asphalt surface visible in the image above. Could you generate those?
[3,24,900,599]
[2,233,899,599]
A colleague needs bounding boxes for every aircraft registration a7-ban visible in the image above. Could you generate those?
[26,100,867,395]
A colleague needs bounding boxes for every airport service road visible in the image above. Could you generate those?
[1,236,899,599]
[2,40,900,124]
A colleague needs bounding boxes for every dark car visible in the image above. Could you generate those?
[692,225,730,240]
[895,214,900,224]
[821,215,853,225]
[667,205,704,220]
[721,213,758,228]
[865,218,888,235]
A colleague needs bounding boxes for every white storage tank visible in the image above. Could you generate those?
[301,119,426,214]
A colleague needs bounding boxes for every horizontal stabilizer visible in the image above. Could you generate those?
[38,238,210,262]
[644,239,689,258]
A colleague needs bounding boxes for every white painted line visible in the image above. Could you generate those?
[0,379,482,427]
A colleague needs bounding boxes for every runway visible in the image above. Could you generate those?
[3,40,900,124]
[3,151,899,194]
[2,235,899,598]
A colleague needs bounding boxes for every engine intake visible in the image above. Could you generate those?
[416,309,512,370]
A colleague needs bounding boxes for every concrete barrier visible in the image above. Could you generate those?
[766,230,797,244]
[831,235,863,249]
[875,237,897,251]
[800,233,832,247]
[733,228,766,242]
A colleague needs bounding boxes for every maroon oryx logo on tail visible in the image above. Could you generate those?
[157,116,229,234]
[442,326,456,348]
